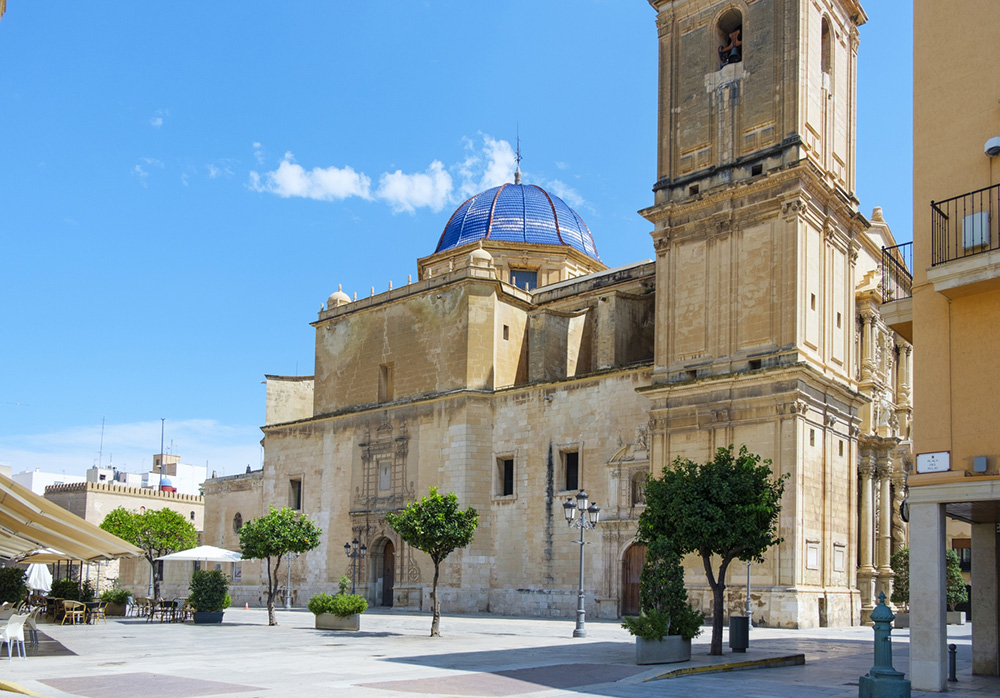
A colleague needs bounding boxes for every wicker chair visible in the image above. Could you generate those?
[61,600,85,626]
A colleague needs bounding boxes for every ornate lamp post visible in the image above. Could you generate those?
[563,490,601,638]
[344,538,367,594]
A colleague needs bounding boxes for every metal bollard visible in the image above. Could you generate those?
[948,644,957,682]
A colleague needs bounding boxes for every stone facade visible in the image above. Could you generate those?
[43,481,204,599]
[202,0,914,629]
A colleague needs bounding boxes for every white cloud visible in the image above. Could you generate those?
[542,178,585,208]
[376,160,453,214]
[132,164,149,186]
[0,419,261,480]
[252,142,265,165]
[249,152,372,201]
[150,117,163,128]
[457,135,516,198]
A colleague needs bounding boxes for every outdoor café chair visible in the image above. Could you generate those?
[0,613,27,659]
[92,602,108,624]
[24,608,41,647]
[61,600,85,626]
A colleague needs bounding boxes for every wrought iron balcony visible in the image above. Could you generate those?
[880,242,913,303]
[931,183,1000,266]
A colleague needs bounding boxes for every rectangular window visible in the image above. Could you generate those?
[563,450,580,492]
[510,268,538,291]
[497,457,514,497]
[502,324,509,341]
[289,477,302,510]
[378,363,394,402]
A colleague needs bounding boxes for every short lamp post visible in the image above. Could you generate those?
[344,539,367,595]
[563,490,601,639]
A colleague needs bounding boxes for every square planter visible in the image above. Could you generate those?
[193,611,225,624]
[893,612,909,629]
[635,636,692,665]
[315,613,360,631]
[947,611,965,625]
[105,602,127,617]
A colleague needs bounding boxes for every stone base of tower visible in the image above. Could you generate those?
[684,585,862,629]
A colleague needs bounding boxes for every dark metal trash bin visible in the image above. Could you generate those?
[729,615,750,652]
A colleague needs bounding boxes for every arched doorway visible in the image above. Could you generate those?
[370,538,395,607]
[621,543,646,617]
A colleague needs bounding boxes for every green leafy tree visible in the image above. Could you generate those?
[238,506,322,626]
[639,445,787,655]
[890,548,909,608]
[100,506,198,602]
[621,535,704,641]
[386,487,478,637]
[945,548,969,611]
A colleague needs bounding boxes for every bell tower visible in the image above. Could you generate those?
[641,0,870,629]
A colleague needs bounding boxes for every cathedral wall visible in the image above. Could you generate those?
[313,283,478,414]
[494,300,528,389]
[264,375,314,425]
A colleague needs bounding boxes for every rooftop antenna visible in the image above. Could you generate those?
[97,416,105,469]
[514,127,522,185]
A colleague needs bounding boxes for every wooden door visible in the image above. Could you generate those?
[382,541,395,607]
[621,544,646,616]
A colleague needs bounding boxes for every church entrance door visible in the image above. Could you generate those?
[621,543,646,617]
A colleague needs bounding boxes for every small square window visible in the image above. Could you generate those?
[838,440,844,457]
[503,324,509,341]
[289,478,302,510]
[497,457,514,497]
[809,430,815,447]
[562,450,580,491]
[688,184,700,196]
[510,268,537,291]
[751,164,763,176]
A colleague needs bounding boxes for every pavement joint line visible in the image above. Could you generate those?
[0,681,50,698]
[647,653,806,681]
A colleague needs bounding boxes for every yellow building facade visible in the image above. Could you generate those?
[203,0,914,630]
[904,0,1000,689]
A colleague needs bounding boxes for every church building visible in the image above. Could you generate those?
[203,0,912,628]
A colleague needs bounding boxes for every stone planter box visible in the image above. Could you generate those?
[105,602,127,617]
[193,611,225,624]
[893,611,965,628]
[635,636,691,665]
[315,613,360,631]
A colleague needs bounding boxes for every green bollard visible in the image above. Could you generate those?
[859,592,911,698]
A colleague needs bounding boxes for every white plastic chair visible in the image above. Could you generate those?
[24,607,41,647]
[1,613,27,659]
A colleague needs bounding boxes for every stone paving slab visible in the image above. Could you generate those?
[38,673,261,698]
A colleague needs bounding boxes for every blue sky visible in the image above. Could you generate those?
[0,1,911,478]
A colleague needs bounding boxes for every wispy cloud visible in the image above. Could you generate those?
[132,158,164,187]
[150,109,168,128]
[249,152,373,201]
[0,419,261,480]
[377,160,452,213]
[541,178,584,208]
[244,135,573,214]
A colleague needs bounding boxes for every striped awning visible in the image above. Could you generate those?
[0,472,142,562]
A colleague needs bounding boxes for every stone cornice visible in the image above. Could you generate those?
[44,481,203,504]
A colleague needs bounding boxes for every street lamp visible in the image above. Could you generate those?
[344,538,367,594]
[563,489,601,638]
[284,552,299,610]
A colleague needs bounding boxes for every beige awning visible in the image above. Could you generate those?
[0,472,142,562]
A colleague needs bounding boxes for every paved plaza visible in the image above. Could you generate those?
[1,608,997,698]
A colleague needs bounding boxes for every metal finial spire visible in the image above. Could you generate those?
[514,127,522,185]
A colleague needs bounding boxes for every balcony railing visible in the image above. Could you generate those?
[931,183,1000,266]
[881,242,913,302]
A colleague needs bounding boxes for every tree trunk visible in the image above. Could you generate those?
[710,579,726,655]
[149,555,161,604]
[266,555,277,626]
[430,560,441,637]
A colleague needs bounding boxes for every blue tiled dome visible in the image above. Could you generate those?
[434,184,600,261]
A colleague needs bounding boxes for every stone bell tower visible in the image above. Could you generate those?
[640,0,870,628]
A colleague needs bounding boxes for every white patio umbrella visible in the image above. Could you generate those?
[25,563,52,594]
[154,545,243,563]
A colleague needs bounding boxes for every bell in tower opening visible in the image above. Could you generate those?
[717,9,743,66]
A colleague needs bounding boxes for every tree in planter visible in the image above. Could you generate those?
[100,506,198,602]
[189,569,230,614]
[621,536,704,642]
[0,567,28,605]
[639,445,787,655]
[238,506,322,626]
[889,548,909,610]
[889,547,968,612]
[50,578,95,602]
[386,487,478,637]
